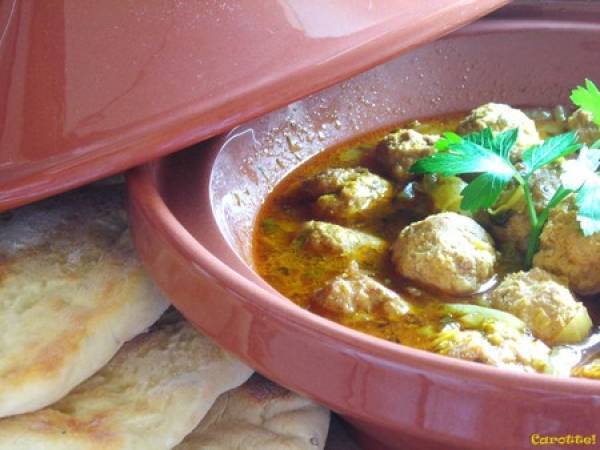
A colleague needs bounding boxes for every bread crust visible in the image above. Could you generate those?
[175,374,330,450]
[0,186,169,416]
[0,319,252,450]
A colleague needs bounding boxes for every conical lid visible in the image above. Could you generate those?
[0,0,509,211]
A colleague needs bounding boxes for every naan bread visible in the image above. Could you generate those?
[175,374,330,450]
[0,186,168,416]
[0,319,253,450]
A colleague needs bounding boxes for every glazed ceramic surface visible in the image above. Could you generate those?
[0,0,509,212]
[128,5,600,450]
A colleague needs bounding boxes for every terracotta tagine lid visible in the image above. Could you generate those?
[0,0,509,212]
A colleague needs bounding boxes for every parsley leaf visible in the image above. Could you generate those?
[576,179,600,236]
[411,128,516,213]
[435,128,518,159]
[434,131,462,151]
[411,139,513,177]
[521,132,581,175]
[561,146,600,236]
[409,81,600,268]
[463,128,517,160]
[571,79,600,127]
[464,127,495,149]
[561,146,600,191]
[461,172,513,211]
[489,128,519,160]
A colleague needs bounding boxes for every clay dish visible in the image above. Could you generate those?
[128,6,600,450]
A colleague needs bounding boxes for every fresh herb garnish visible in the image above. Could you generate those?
[412,128,517,211]
[570,79,600,127]
[569,79,600,236]
[561,146,600,236]
[411,127,581,266]
[414,80,600,269]
[576,179,600,236]
[520,132,580,175]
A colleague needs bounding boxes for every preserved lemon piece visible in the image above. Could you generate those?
[422,175,467,213]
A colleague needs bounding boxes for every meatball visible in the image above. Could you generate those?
[392,212,496,295]
[299,221,387,265]
[375,129,439,182]
[311,262,411,319]
[568,108,600,146]
[457,103,541,159]
[302,168,393,223]
[489,268,592,345]
[533,199,600,294]
[490,164,563,251]
[433,321,549,373]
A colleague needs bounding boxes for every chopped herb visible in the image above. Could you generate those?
[261,218,280,235]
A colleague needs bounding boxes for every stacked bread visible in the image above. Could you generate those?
[0,185,330,449]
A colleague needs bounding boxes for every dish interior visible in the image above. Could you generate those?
[253,105,600,378]
[191,26,600,380]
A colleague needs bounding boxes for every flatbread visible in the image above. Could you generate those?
[175,374,330,450]
[0,186,169,416]
[0,319,253,450]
